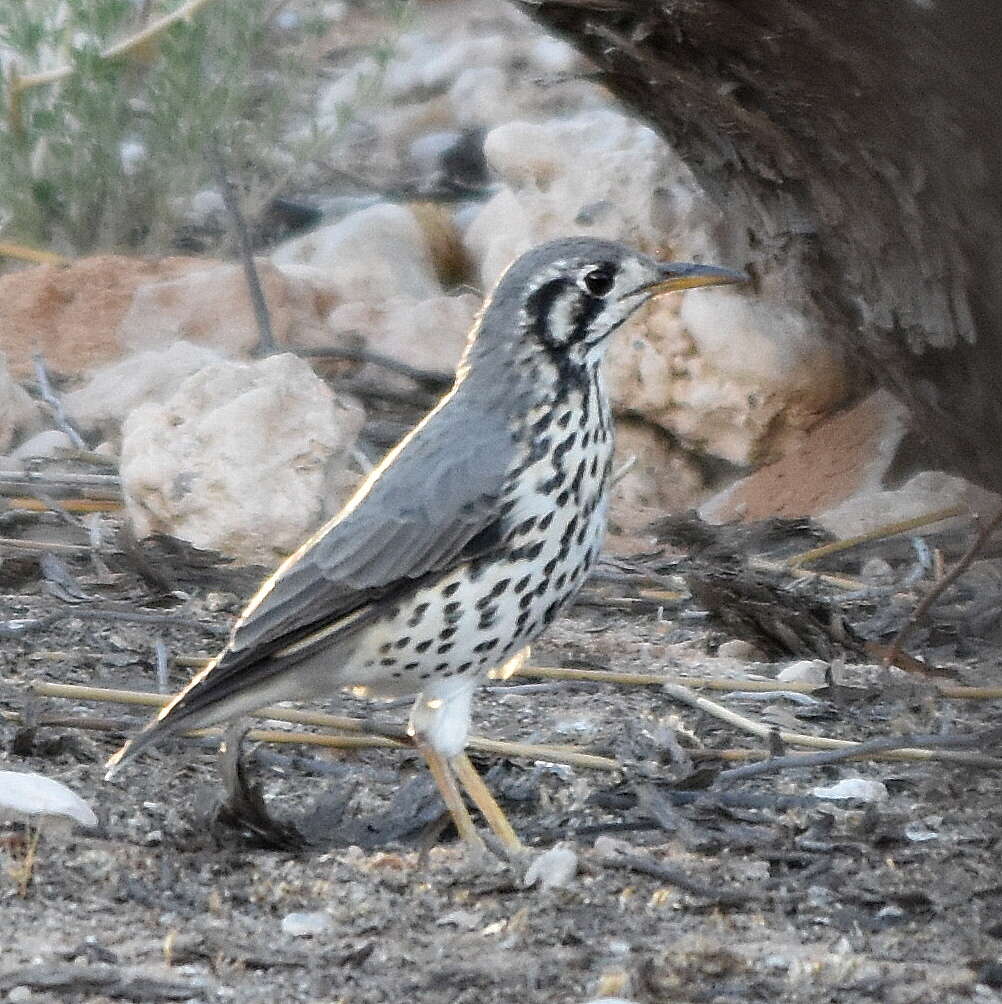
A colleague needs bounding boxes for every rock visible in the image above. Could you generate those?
[701,390,996,535]
[776,660,829,685]
[812,778,888,803]
[524,844,578,891]
[467,111,699,287]
[120,353,364,565]
[64,341,225,443]
[271,203,442,304]
[0,255,206,378]
[0,354,41,453]
[608,419,705,534]
[325,292,480,377]
[0,771,98,831]
[717,639,762,661]
[11,429,73,460]
[118,260,338,356]
[280,911,330,937]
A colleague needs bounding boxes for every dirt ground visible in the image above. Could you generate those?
[4,526,1002,1004]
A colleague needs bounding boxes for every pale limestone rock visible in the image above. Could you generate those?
[120,353,364,564]
[65,340,225,442]
[0,353,40,452]
[819,470,987,539]
[607,291,846,465]
[524,844,578,891]
[119,260,337,355]
[777,660,829,685]
[466,111,716,287]
[326,293,480,375]
[271,203,442,303]
[608,419,705,532]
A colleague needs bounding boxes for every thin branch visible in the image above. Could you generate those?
[716,727,1002,784]
[27,681,621,772]
[207,136,275,356]
[31,354,86,449]
[886,504,1002,662]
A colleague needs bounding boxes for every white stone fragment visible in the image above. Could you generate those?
[271,203,441,303]
[0,771,97,829]
[777,660,829,685]
[904,821,939,842]
[280,911,330,937]
[524,844,578,891]
[64,340,225,440]
[812,778,889,803]
[120,353,364,564]
[12,429,73,460]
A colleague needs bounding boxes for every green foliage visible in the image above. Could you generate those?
[0,0,341,253]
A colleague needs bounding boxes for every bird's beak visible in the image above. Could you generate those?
[646,261,748,295]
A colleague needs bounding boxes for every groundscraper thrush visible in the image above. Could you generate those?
[107,237,745,854]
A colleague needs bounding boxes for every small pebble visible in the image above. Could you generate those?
[812,778,888,803]
[776,659,828,685]
[281,911,330,937]
[716,639,762,660]
[524,844,578,891]
[8,987,31,1003]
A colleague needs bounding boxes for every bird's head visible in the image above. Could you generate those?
[468,237,746,377]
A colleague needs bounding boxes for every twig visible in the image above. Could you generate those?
[299,345,453,390]
[30,354,86,449]
[27,681,621,772]
[0,537,92,556]
[715,728,1002,784]
[886,504,1002,663]
[207,136,275,356]
[660,680,998,765]
[597,849,754,904]
[0,242,69,266]
[8,0,220,98]
[785,506,968,567]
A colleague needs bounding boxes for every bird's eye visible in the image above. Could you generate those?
[582,265,616,297]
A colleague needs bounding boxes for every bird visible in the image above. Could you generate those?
[106,237,745,855]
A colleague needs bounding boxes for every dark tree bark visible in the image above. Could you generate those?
[518,0,1002,492]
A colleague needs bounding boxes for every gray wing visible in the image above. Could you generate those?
[229,396,515,657]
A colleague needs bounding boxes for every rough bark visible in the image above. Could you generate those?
[518,0,1002,492]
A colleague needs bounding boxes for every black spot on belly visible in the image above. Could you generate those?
[581,430,591,448]
[557,410,572,429]
[407,603,429,627]
[538,512,554,531]
[379,642,392,654]
[590,455,598,477]
[555,572,566,589]
[439,626,457,640]
[437,642,454,655]
[442,582,460,598]
[457,662,473,673]
[434,662,449,672]
[380,657,397,667]
[394,635,411,649]
[556,490,569,507]
[415,640,433,653]
[524,541,543,561]
[474,638,499,653]
[519,593,534,610]
[513,574,531,593]
[576,526,587,546]
[404,661,419,670]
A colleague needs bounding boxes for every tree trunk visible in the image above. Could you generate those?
[518,0,1002,492]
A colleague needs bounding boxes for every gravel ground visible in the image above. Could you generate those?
[4,542,1002,1004]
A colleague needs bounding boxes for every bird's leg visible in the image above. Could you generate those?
[416,742,486,853]
[451,752,525,858]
